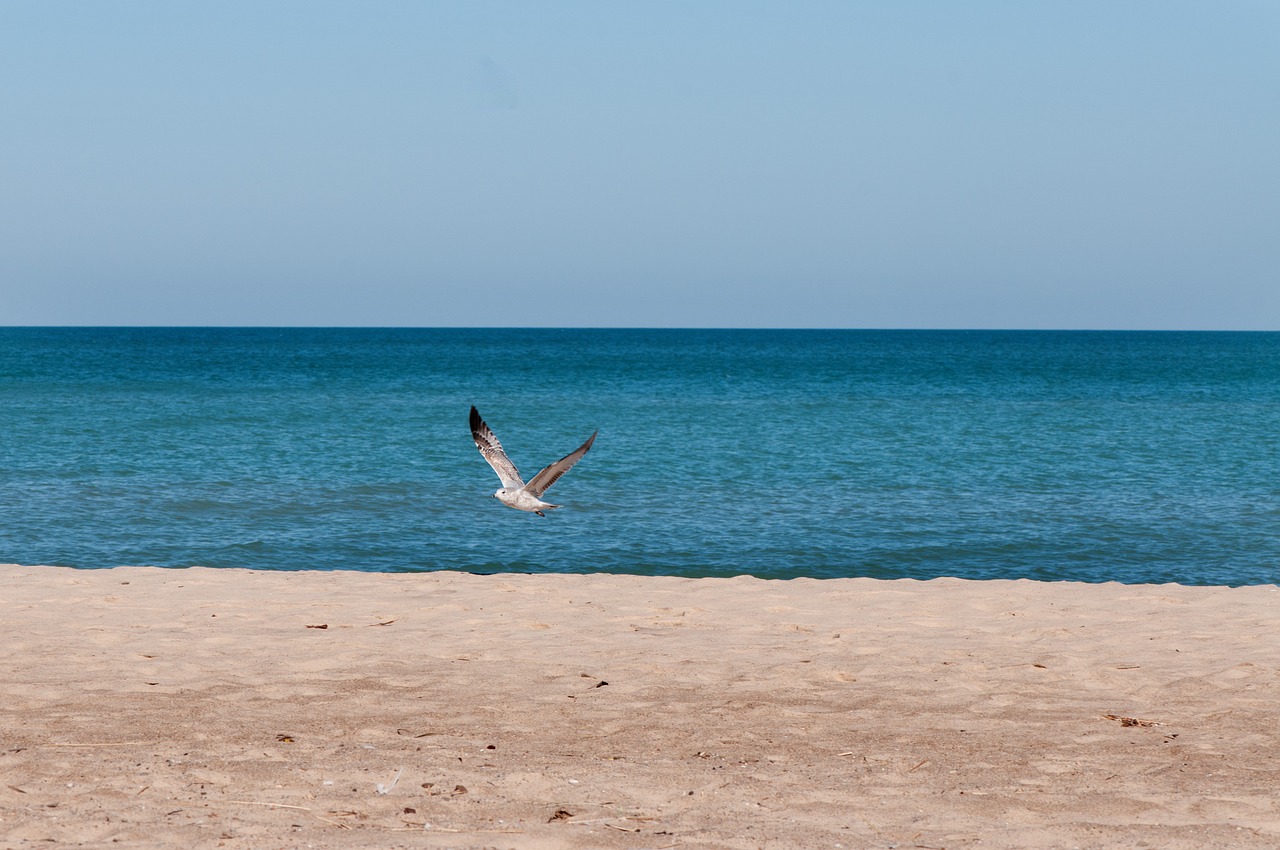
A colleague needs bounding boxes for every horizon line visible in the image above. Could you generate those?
[1,325,1277,334]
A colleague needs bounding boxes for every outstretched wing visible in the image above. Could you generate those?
[470,406,524,488]
[525,430,597,497]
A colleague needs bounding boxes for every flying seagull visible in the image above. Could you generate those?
[469,406,597,516]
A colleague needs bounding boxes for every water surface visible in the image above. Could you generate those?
[2,328,1277,584]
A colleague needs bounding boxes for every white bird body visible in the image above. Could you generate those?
[494,487,558,514]
[470,406,597,516]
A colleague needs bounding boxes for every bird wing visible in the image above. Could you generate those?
[470,406,524,488]
[525,430,597,497]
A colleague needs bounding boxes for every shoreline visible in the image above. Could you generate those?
[2,565,1278,848]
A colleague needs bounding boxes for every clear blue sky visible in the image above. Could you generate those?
[2,2,1277,329]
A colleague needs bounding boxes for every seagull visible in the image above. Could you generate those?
[469,406,597,516]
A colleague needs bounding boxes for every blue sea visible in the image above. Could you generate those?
[1,328,1277,585]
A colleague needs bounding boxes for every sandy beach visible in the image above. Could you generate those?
[1,566,1277,849]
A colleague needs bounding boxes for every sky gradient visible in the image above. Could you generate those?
[3,2,1278,329]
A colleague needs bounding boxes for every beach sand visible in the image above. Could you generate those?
[1,566,1278,849]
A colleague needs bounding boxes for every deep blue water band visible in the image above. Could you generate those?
[2,328,1277,584]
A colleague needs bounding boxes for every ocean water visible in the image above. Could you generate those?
[1,327,1277,585]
